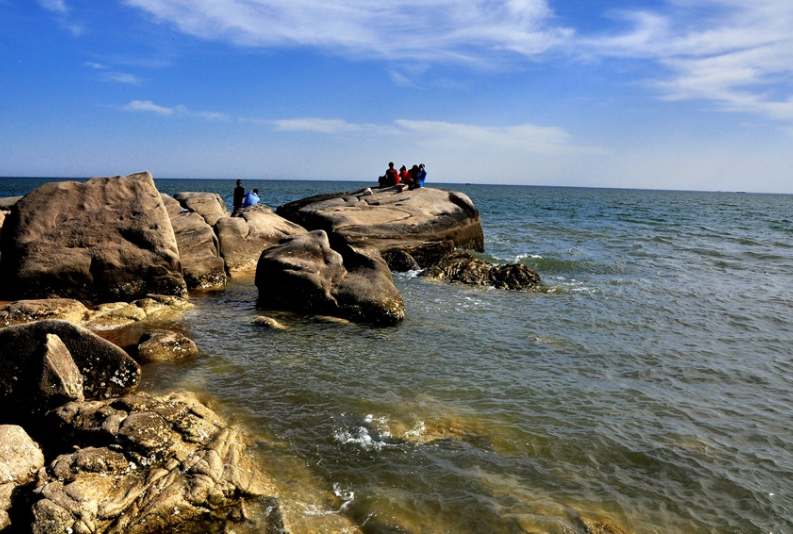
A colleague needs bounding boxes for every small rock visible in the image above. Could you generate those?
[136,330,199,363]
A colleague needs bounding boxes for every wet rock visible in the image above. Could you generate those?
[135,329,199,363]
[276,186,484,269]
[0,299,89,327]
[420,251,541,291]
[251,316,287,330]
[0,320,140,420]
[33,391,274,534]
[216,204,307,276]
[172,192,229,226]
[83,294,194,332]
[255,230,404,325]
[0,172,186,302]
[161,194,226,291]
[0,425,45,531]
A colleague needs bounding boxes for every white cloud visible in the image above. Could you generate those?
[271,118,375,134]
[36,0,68,13]
[581,1,793,121]
[100,72,143,85]
[121,100,231,120]
[122,0,572,62]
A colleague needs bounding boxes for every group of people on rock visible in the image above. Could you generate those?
[232,179,260,215]
[379,162,426,191]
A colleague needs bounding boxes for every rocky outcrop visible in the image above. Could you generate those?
[420,251,541,290]
[255,230,404,325]
[32,391,274,534]
[0,425,45,531]
[276,186,484,270]
[0,197,19,267]
[0,299,89,327]
[0,320,140,420]
[216,204,307,276]
[173,192,229,226]
[135,329,199,363]
[161,194,226,290]
[0,172,186,302]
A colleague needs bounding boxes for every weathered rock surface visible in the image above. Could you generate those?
[0,196,21,212]
[0,320,140,419]
[216,204,307,276]
[420,251,541,291]
[33,391,274,534]
[255,230,404,325]
[0,299,90,327]
[0,172,186,302]
[0,425,45,531]
[135,329,199,363]
[173,192,229,226]
[276,186,484,269]
[161,194,227,290]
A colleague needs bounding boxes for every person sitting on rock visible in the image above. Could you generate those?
[242,188,260,208]
[417,163,427,187]
[379,162,400,187]
[399,165,409,184]
[404,165,420,190]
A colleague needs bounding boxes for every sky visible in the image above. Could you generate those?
[2,0,793,193]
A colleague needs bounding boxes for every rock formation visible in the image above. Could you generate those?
[161,194,226,290]
[255,230,405,325]
[172,192,229,226]
[0,425,45,531]
[276,186,484,270]
[32,391,275,534]
[420,251,541,291]
[0,320,140,419]
[135,329,199,363]
[215,204,307,276]
[0,172,186,302]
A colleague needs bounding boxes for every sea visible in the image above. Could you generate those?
[1,177,792,534]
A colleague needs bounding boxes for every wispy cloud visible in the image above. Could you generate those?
[271,118,376,134]
[122,0,571,62]
[36,0,68,14]
[121,100,231,120]
[99,72,143,85]
[580,1,793,121]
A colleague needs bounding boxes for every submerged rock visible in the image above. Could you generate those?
[0,172,186,302]
[420,251,541,291]
[135,329,199,363]
[33,391,274,534]
[0,425,45,531]
[255,230,405,325]
[276,186,484,269]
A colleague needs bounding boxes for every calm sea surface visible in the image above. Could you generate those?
[2,178,792,534]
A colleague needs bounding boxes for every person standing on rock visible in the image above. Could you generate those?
[233,179,245,215]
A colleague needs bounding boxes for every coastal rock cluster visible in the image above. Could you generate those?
[0,172,546,533]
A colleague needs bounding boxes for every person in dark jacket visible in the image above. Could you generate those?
[232,179,245,215]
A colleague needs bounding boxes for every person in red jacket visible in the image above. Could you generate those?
[399,165,409,184]
[379,162,400,187]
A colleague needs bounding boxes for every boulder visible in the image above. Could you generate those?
[276,186,484,269]
[161,194,226,290]
[0,320,140,420]
[420,251,541,291]
[216,204,307,276]
[0,196,22,268]
[83,294,194,332]
[32,391,275,534]
[172,192,229,226]
[0,425,45,531]
[255,230,404,325]
[0,172,187,302]
[0,299,89,327]
[135,329,199,363]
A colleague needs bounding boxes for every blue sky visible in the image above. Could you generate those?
[2,0,793,192]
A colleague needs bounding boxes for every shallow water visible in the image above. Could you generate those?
[3,178,793,534]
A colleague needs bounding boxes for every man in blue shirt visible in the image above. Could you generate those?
[242,188,260,208]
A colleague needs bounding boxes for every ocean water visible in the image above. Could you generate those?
[2,177,793,534]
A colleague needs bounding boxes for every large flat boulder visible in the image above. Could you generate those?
[276,186,485,269]
[0,173,186,302]
[255,230,404,325]
[173,192,229,226]
[0,320,140,420]
[161,194,226,290]
[32,391,275,534]
[216,204,307,276]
